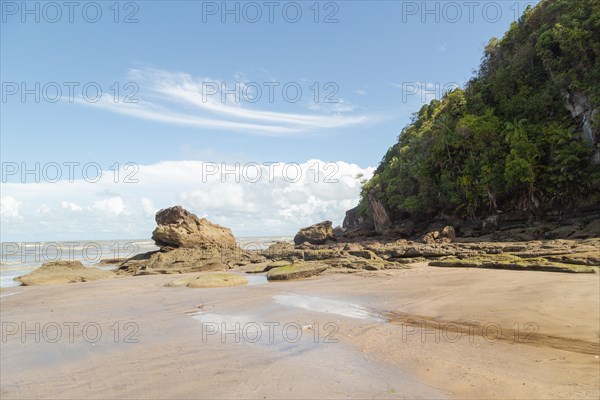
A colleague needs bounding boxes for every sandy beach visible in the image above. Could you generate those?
[1,264,598,399]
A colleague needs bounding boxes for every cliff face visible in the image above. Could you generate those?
[367,190,392,234]
[566,91,600,164]
[347,0,600,239]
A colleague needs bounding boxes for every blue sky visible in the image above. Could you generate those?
[1,0,539,241]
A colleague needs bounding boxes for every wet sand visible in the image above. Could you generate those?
[1,264,598,399]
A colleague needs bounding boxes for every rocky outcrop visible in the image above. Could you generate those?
[253,237,599,275]
[430,258,596,273]
[17,261,115,286]
[340,193,393,236]
[441,226,456,240]
[338,200,600,241]
[152,206,236,250]
[421,225,455,243]
[263,241,301,259]
[119,247,223,275]
[117,207,599,280]
[119,243,266,276]
[120,206,262,275]
[294,221,335,245]
[343,206,366,230]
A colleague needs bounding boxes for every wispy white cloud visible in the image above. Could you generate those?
[86,97,301,135]
[79,68,376,136]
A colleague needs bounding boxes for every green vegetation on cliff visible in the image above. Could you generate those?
[360,0,600,223]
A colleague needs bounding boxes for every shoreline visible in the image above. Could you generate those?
[0,236,294,289]
[2,263,598,399]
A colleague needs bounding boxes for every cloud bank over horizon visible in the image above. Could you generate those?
[1,159,374,242]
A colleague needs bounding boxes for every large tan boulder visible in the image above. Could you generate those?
[151,206,236,250]
[294,221,335,245]
[17,261,114,286]
[119,206,262,275]
[421,225,456,244]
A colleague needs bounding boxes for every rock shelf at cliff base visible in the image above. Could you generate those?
[16,206,600,286]
[119,206,599,281]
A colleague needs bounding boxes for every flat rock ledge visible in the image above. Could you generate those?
[17,261,115,286]
[254,237,600,278]
[266,262,329,281]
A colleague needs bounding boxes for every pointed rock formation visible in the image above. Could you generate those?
[120,206,262,275]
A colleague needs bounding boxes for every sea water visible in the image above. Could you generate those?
[0,237,292,288]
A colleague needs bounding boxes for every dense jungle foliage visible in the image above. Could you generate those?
[359,0,600,222]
